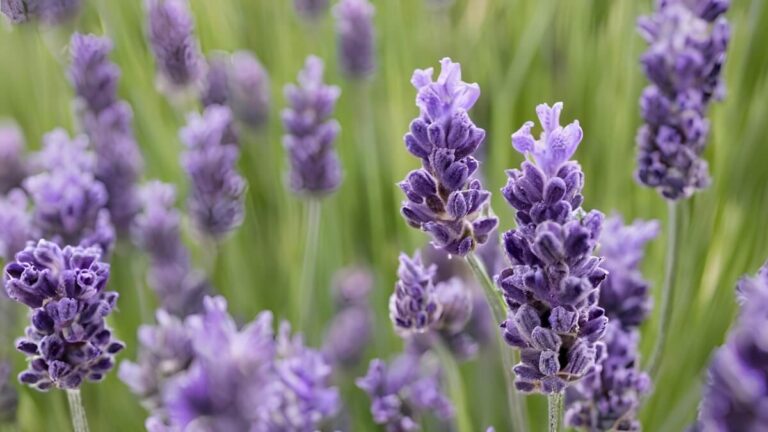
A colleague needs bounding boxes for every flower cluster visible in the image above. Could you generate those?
[70,33,144,232]
[0,0,81,24]
[180,105,246,238]
[399,58,497,256]
[282,56,342,196]
[146,0,203,90]
[121,297,340,431]
[565,216,659,431]
[497,102,608,394]
[635,0,730,200]
[697,264,768,431]
[131,182,209,317]
[3,240,124,390]
[24,130,115,255]
[322,267,374,367]
[357,353,454,431]
[389,252,441,336]
[333,0,376,79]
[202,51,271,129]
[0,123,27,194]
[0,190,34,262]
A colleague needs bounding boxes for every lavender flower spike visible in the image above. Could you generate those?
[0,189,35,261]
[635,0,730,200]
[399,58,496,256]
[203,51,271,129]
[146,0,203,89]
[282,56,342,196]
[3,240,124,390]
[1,0,82,24]
[565,215,659,431]
[389,252,441,336]
[0,122,27,194]
[334,0,376,79]
[180,105,246,238]
[294,0,329,20]
[497,102,608,394]
[322,267,374,367]
[697,264,768,431]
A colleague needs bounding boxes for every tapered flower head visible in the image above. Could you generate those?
[69,33,120,114]
[146,0,203,89]
[511,102,583,177]
[0,122,27,194]
[293,0,329,19]
[1,0,82,24]
[389,252,441,336]
[334,0,376,79]
[3,240,124,390]
[0,190,35,261]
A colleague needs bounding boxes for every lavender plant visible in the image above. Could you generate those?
[0,0,81,24]
[0,123,27,194]
[497,102,608,429]
[146,0,203,92]
[293,0,329,20]
[322,267,374,368]
[333,0,376,80]
[0,190,34,262]
[565,216,659,431]
[69,33,144,232]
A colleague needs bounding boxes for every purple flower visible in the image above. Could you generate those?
[146,0,203,89]
[293,0,329,19]
[3,240,124,390]
[332,266,374,308]
[0,190,35,261]
[201,53,229,108]
[0,361,17,422]
[389,252,441,336]
[282,56,342,196]
[132,181,209,317]
[24,130,115,254]
[333,0,376,79]
[180,105,246,238]
[70,33,144,232]
[635,0,730,200]
[697,264,768,431]
[1,0,81,24]
[497,102,608,394]
[323,267,374,367]
[0,123,27,194]
[357,353,453,431]
[399,58,496,256]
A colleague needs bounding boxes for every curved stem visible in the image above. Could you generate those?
[66,389,89,432]
[433,338,473,432]
[647,201,680,379]
[548,392,562,432]
[466,253,528,432]
[297,199,322,330]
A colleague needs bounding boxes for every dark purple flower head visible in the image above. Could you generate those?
[3,240,124,390]
[334,0,376,79]
[282,56,342,196]
[293,0,328,19]
[146,0,203,89]
[0,123,27,194]
[0,189,35,261]
[635,0,729,200]
[498,103,608,394]
[357,353,453,431]
[132,181,208,317]
[69,33,120,115]
[180,105,246,238]
[399,59,496,256]
[698,264,768,431]
[1,0,82,24]
[389,252,441,336]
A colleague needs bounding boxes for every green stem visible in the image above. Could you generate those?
[297,199,322,330]
[466,253,528,432]
[548,392,562,432]
[647,201,680,379]
[433,339,473,432]
[66,389,89,432]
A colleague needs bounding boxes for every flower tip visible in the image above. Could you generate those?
[411,67,434,89]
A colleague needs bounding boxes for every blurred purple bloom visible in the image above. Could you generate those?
[180,105,246,238]
[697,264,768,431]
[0,123,27,194]
[1,0,81,24]
[282,56,342,196]
[0,190,35,261]
[3,240,124,390]
[132,181,209,317]
[334,0,376,79]
[0,361,17,422]
[202,51,271,129]
[389,252,441,336]
[357,353,453,431]
[201,53,229,108]
[498,102,608,394]
[146,0,203,89]
[70,33,144,232]
[332,265,374,308]
[323,266,374,367]
[293,0,328,19]
[635,0,730,200]
[399,58,496,256]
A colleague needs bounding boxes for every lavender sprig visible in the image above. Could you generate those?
[293,0,329,20]
[1,0,82,24]
[399,58,496,256]
[146,0,203,91]
[333,0,376,80]
[0,190,35,262]
[0,123,27,194]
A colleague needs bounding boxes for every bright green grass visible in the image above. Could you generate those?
[1,0,767,430]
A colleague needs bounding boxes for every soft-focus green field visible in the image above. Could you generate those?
[1,0,768,430]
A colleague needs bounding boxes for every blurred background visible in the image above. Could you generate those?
[0,0,767,430]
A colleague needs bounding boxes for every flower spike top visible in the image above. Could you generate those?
[282,55,342,196]
[635,0,730,199]
[400,58,496,256]
[389,252,441,336]
[333,0,376,79]
[146,0,203,90]
[0,122,28,194]
[497,102,608,394]
[3,240,124,390]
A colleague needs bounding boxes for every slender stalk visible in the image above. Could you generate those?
[297,199,322,329]
[466,253,528,432]
[647,201,680,379]
[433,339,473,432]
[66,389,90,432]
[548,392,562,432]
